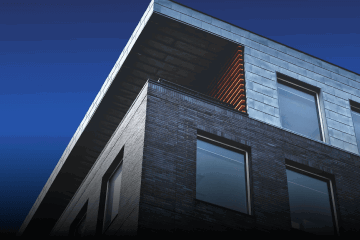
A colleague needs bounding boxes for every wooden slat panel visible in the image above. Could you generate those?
[207,46,246,113]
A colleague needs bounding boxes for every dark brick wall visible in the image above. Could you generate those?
[50,80,360,237]
[137,80,360,236]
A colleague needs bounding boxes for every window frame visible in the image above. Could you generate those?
[102,161,123,231]
[277,76,325,142]
[350,100,360,154]
[74,212,87,236]
[285,163,339,235]
[196,135,251,215]
[96,147,124,235]
[69,200,88,236]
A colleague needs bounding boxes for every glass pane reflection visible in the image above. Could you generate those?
[278,82,322,141]
[104,164,122,230]
[286,169,334,235]
[196,139,247,213]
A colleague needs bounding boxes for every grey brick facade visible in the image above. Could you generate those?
[48,80,360,236]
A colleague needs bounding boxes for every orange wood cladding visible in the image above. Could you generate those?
[208,46,246,113]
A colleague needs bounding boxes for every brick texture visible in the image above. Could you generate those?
[51,80,360,237]
[138,81,360,236]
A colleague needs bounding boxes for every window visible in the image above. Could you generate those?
[74,213,87,236]
[196,136,250,214]
[350,101,360,154]
[96,147,124,234]
[69,200,88,236]
[277,74,324,141]
[286,164,338,235]
[103,162,122,230]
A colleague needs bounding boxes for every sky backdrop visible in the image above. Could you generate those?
[1,0,359,235]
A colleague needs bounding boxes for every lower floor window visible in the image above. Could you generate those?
[104,163,122,230]
[196,136,250,214]
[286,165,338,235]
[69,200,88,236]
[74,213,87,236]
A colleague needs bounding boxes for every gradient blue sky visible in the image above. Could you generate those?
[1,0,359,235]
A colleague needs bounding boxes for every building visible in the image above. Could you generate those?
[17,0,360,237]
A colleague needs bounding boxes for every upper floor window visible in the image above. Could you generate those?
[350,101,360,154]
[286,164,338,235]
[277,75,323,141]
[196,136,250,214]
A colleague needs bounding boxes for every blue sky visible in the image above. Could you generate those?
[1,0,359,235]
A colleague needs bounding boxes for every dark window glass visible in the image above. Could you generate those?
[104,164,122,230]
[286,169,335,235]
[69,200,88,236]
[74,213,86,236]
[351,108,360,154]
[196,139,247,213]
[278,82,322,141]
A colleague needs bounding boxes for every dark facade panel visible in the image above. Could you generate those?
[136,80,360,236]
[26,79,360,237]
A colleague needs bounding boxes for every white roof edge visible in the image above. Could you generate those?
[17,1,156,236]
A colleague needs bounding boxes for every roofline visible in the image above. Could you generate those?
[16,0,156,236]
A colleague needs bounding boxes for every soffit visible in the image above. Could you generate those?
[21,12,238,236]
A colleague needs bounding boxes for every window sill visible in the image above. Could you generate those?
[249,115,360,159]
[102,213,118,235]
[194,198,252,217]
